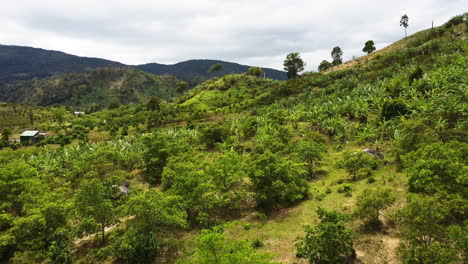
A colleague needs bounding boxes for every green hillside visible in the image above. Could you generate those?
[0,14,466,264]
[0,67,180,108]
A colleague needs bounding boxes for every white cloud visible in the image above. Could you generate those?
[0,0,463,70]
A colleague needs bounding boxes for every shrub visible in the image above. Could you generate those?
[443,13,467,28]
[380,99,409,120]
[397,194,466,264]
[354,188,396,228]
[251,239,264,248]
[337,184,353,197]
[402,141,467,194]
[198,122,229,149]
[296,208,355,264]
[337,151,381,181]
[248,150,308,212]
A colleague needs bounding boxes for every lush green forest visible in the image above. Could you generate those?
[0,14,466,264]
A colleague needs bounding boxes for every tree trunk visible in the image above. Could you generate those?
[101,224,106,245]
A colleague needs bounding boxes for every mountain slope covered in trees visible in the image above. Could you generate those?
[0,67,180,108]
[0,14,466,264]
[0,45,286,84]
[136,59,287,81]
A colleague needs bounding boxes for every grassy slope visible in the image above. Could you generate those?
[326,23,467,73]
[222,150,406,264]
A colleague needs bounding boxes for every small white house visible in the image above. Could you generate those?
[74,111,85,116]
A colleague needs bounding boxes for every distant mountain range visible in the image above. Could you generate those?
[0,44,287,84]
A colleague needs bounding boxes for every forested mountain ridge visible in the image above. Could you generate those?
[0,44,124,83]
[0,14,466,264]
[136,59,287,81]
[0,44,287,84]
[0,67,180,108]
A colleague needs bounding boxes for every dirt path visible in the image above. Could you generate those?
[72,216,134,250]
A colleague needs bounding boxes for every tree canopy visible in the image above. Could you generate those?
[283,52,306,79]
[362,40,376,54]
[331,46,343,66]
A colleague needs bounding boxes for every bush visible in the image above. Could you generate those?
[112,230,159,264]
[354,188,396,228]
[397,194,466,264]
[198,122,229,149]
[337,151,381,181]
[251,239,264,248]
[248,150,308,212]
[380,99,409,120]
[402,141,467,194]
[443,13,467,28]
[337,183,353,197]
[296,208,355,264]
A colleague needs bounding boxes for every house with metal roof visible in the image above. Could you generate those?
[20,130,40,143]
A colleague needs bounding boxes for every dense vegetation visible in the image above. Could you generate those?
[0,67,180,108]
[0,14,466,264]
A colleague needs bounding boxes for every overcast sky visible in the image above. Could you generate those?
[1,0,464,71]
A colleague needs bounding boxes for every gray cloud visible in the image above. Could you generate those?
[0,0,464,71]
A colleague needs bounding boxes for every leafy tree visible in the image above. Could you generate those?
[160,151,211,223]
[176,81,189,94]
[72,124,89,141]
[296,208,355,264]
[108,98,120,110]
[400,14,409,38]
[247,66,265,77]
[74,178,117,244]
[408,67,423,85]
[208,63,223,73]
[180,226,278,264]
[291,139,327,178]
[318,60,332,72]
[146,96,161,111]
[199,122,229,149]
[142,132,187,184]
[362,40,376,54]
[0,161,40,215]
[125,190,187,233]
[1,128,12,142]
[147,111,163,129]
[354,188,396,228]
[47,229,73,264]
[331,46,343,66]
[53,107,68,123]
[112,190,187,264]
[380,98,409,120]
[248,150,308,212]
[393,119,438,161]
[205,150,250,214]
[397,194,466,264]
[283,52,306,79]
[402,141,467,194]
[338,151,381,181]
